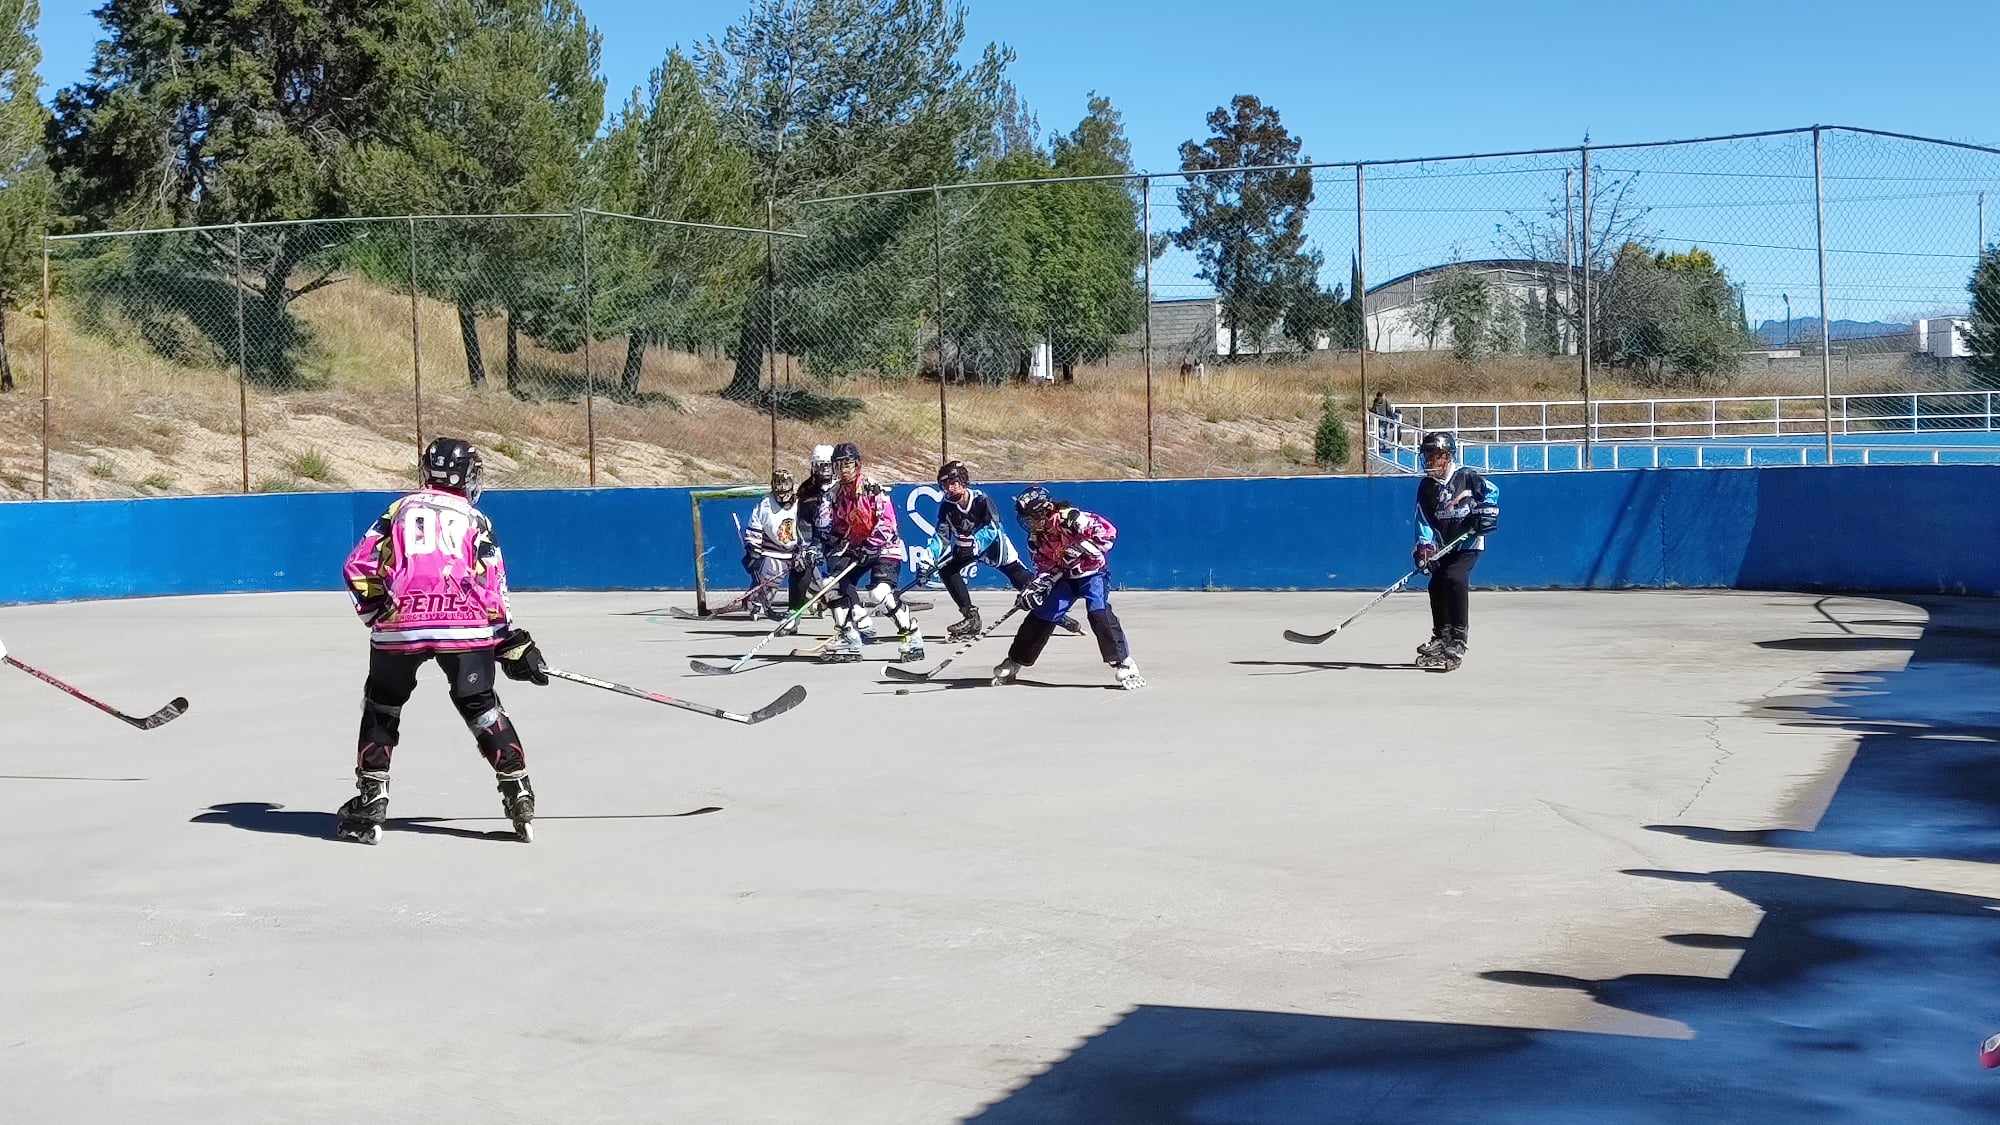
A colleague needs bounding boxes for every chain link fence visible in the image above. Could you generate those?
[5,125,1997,500]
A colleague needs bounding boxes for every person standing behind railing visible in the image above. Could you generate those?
[1371,392,1400,457]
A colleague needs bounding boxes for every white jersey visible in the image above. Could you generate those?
[744,495,801,562]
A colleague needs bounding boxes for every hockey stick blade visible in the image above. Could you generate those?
[3,655,190,731]
[548,667,807,725]
[885,604,1022,683]
[1281,530,1476,646]
[690,561,860,675]
[747,684,809,724]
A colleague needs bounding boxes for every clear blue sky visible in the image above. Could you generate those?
[35,0,2000,325]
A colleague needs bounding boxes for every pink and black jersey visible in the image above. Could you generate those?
[1032,507,1117,578]
[829,479,905,562]
[343,488,512,653]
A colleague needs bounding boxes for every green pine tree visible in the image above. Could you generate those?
[49,0,433,384]
[357,0,605,390]
[1313,391,1350,469]
[0,0,52,393]
[1968,249,2000,383]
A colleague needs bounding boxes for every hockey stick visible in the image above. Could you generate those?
[665,578,779,620]
[690,560,860,675]
[885,603,1023,683]
[1282,529,1477,645]
[548,668,806,725]
[3,651,189,730]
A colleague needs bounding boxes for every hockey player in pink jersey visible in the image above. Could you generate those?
[336,437,549,844]
[994,486,1144,690]
[814,441,923,664]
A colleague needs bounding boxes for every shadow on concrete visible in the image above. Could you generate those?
[961,868,2000,1123]
[0,774,148,782]
[963,597,2000,1123]
[1653,597,2000,862]
[1230,658,1419,675]
[192,802,722,843]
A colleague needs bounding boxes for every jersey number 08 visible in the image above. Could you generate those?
[402,505,469,557]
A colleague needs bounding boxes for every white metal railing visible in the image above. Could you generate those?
[1365,412,2000,475]
[1394,389,2000,447]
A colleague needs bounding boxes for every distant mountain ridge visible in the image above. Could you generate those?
[1752,317,1914,346]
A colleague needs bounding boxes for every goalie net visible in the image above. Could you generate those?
[690,484,766,616]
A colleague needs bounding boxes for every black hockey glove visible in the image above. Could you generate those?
[1058,545,1090,576]
[1016,571,1057,613]
[496,628,549,686]
[1412,543,1438,574]
[1472,502,1499,535]
[795,542,824,573]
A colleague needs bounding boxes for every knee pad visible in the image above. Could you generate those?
[359,696,403,747]
[453,689,502,732]
[867,582,897,609]
[460,700,525,773]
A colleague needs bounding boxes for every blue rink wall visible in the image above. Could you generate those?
[1,464,1995,604]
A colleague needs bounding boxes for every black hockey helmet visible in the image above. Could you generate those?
[1014,484,1054,525]
[1420,431,1457,461]
[937,459,970,488]
[832,441,861,467]
[771,468,797,504]
[422,436,483,503]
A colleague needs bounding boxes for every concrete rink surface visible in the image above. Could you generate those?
[4,588,2000,1123]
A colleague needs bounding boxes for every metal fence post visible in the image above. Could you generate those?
[234,224,249,492]
[407,218,424,479]
[1356,164,1368,476]
[38,238,50,498]
[1579,147,1594,470]
[578,211,597,486]
[1813,126,1834,466]
[933,186,948,463]
[767,197,780,475]
[1142,174,1154,478]
[1563,167,1574,358]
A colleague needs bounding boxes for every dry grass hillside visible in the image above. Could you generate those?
[0,274,1901,501]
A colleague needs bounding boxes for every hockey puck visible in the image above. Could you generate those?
[1982,1033,2000,1069]
[895,688,910,696]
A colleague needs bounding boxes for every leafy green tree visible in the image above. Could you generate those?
[0,0,52,393]
[589,49,758,398]
[49,0,430,384]
[1967,248,2000,382]
[1280,276,1344,355]
[1417,267,1512,362]
[1173,95,1316,358]
[1598,245,1751,386]
[699,0,1012,398]
[357,0,604,390]
[1034,94,1145,379]
[933,94,1145,384]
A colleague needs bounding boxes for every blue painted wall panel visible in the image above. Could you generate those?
[5,465,1999,604]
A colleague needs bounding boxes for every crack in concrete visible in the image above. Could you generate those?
[1677,717,1733,818]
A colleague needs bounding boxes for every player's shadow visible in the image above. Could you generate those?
[192,802,723,843]
[1230,658,1418,676]
[678,628,788,638]
[892,675,1125,692]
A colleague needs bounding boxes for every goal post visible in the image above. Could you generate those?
[690,484,765,616]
